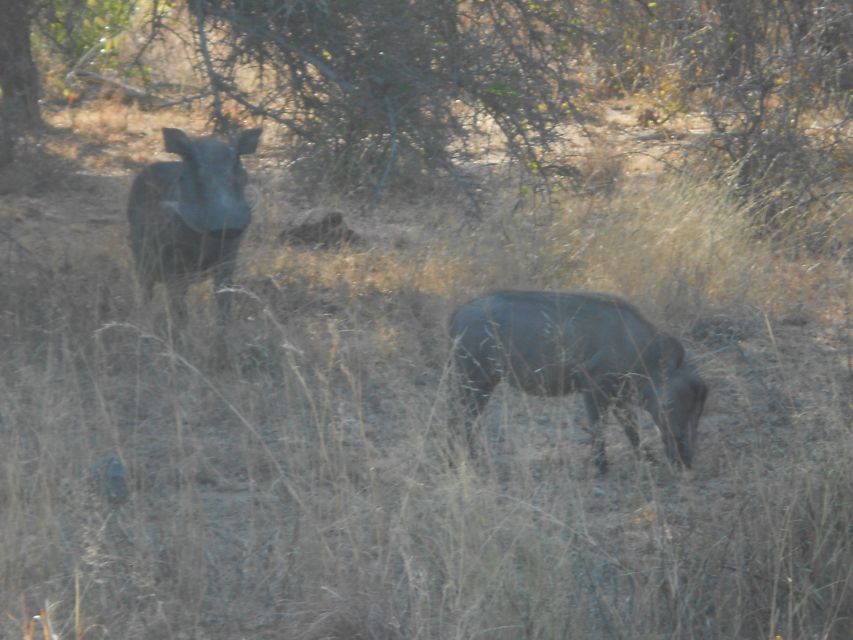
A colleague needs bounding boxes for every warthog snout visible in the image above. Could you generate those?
[449,290,709,473]
[127,127,262,320]
[643,366,708,469]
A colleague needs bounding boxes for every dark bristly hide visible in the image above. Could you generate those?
[127,127,262,320]
[449,290,708,474]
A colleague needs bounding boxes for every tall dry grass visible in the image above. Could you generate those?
[1,162,850,639]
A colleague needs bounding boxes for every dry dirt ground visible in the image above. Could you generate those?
[1,102,850,638]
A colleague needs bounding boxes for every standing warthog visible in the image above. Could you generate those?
[449,290,708,473]
[127,127,262,319]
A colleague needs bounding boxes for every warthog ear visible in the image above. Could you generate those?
[235,128,263,155]
[163,128,194,157]
[645,335,685,378]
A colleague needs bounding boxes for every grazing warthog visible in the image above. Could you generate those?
[449,290,708,473]
[127,127,262,319]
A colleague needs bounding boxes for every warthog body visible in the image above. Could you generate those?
[449,290,708,473]
[127,127,262,318]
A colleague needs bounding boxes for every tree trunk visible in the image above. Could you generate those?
[0,109,12,166]
[0,0,41,129]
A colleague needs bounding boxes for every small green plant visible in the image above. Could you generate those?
[37,0,138,68]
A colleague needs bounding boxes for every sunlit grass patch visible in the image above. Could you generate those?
[427,175,848,326]
[250,242,483,300]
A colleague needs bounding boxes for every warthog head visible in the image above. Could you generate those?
[639,338,708,468]
[161,127,262,235]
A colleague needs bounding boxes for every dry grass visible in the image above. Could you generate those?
[0,103,851,639]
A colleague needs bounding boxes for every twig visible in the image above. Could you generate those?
[371,94,400,207]
[202,4,354,95]
[193,0,225,129]
[66,71,152,102]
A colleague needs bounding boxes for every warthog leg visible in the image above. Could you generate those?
[165,278,189,322]
[612,402,640,450]
[211,259,238,322]
[583,389,612,475]
[613,401,661,465]
[455,383,494,459]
